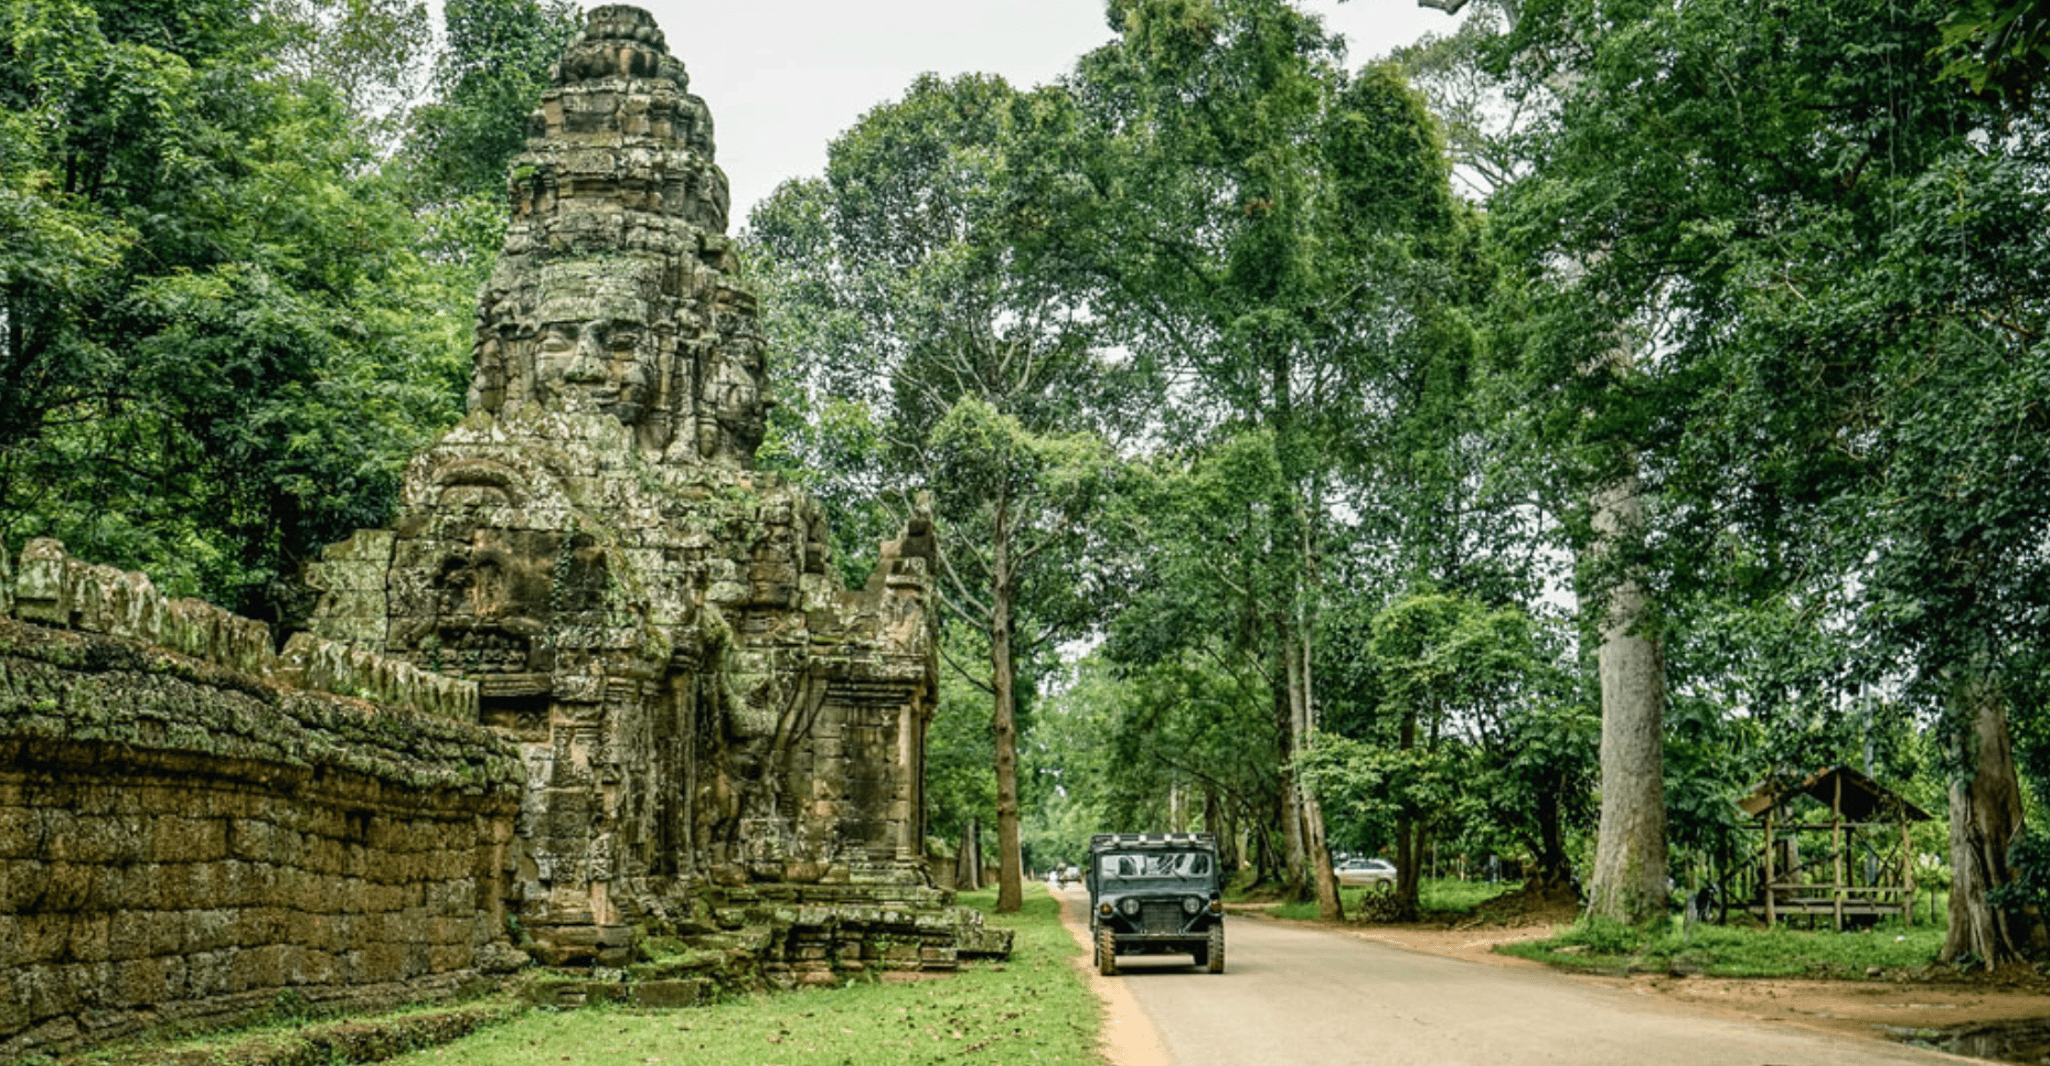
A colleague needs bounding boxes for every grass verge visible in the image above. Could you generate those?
[1265,878,1514,921]
[386,884,1101,1066]
[1498,918,1947,977]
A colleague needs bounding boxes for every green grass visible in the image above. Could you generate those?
[1265,878,1513,921]
[1499,917,1948,978]
[386,885,1102,1066]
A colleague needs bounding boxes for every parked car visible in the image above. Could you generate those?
[1336,857,1397,888]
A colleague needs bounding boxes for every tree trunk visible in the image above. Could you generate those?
[956,818,982,890]
[1252,818,1280,886]
[1392,705,1423,916]
[1585,471,1669,926]
[1274,674,1309,901]
[1533,778,1572,893]
[1941,677,2046,966]
[989,501,1024,913]
[1288,626,1343,921]
[1204,786,1236,873]
[992,598,1025,906]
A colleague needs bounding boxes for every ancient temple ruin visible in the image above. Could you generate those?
[306,4,999,971]
[0,9,997,1055]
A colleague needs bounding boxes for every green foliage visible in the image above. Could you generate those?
[0,0,468,616]
[269,0,434,143]
[1301,588,1593,884]
[1991,829,2050,913]
[924,623,1002,848]
[398,0,578,205]
[1937,0,2050,109]
[1100,649,1280,835]
[1067,0,1517,904]
[1481,0,2050,946]
[1017,657,1121,870]
[750,71,1143,908]
[1492,0,2046,714]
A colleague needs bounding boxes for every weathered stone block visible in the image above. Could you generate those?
[13,539,69,625]
[150,815,228,864]
[630,978,708,1007]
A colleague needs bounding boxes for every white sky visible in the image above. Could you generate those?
[631,0,1467,228]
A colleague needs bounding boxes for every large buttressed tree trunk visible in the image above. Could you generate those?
[1585,472,1669,925]
[1942,678,2047,966]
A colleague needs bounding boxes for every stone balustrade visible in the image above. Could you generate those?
[7,539,476,722]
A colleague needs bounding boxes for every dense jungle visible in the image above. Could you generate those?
[6,0,2050,971]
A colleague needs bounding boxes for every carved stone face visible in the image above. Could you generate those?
[533,308,657,426]
[698,330,770,461]
[711,334,767,433]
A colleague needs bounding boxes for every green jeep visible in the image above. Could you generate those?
[1086,832,1224,975]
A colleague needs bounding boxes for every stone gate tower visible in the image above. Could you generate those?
[308,5,998,976]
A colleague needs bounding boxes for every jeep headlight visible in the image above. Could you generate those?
[1119,897,1140,916]
[1182,896,1202,915]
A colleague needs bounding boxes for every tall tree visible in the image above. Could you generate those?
[749,73,1130,912]
[269,0,434,144]
[1060,0,1463,918]
[1490,0,2050,949]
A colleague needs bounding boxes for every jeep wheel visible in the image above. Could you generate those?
[1206,925,1225,973]
[1098,928,1119,976]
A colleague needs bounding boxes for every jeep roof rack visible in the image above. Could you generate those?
[1089,832,1218,849]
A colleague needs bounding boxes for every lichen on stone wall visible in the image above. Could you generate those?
[0,614,525,1057]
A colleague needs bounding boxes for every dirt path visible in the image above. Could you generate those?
[1057,888,2000,1065]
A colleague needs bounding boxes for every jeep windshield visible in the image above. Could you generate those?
[1098,851,1213,882]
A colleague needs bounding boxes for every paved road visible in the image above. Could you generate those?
[1057,889,1972,1066]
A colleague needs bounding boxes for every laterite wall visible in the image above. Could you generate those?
[0,544,525,1058]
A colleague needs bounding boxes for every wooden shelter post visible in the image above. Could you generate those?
[1764,807,1776,926]
[1901,819,1914,929]
[1832,773,1845,932]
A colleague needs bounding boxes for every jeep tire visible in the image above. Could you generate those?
[1206,925,1225,974]
[1097,927,1118,976]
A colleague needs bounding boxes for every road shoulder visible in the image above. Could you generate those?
[1054,887,1174,1066]
[1238,907,2050,1052]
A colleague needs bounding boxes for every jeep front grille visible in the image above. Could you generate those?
[1140,902,1184,934]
